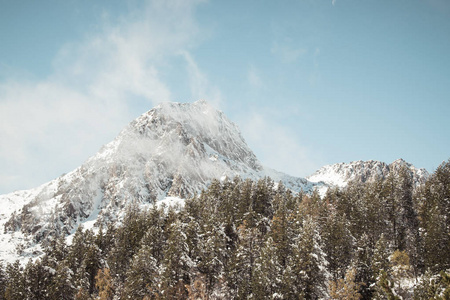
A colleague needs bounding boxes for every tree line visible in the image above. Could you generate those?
[0,160,450,299]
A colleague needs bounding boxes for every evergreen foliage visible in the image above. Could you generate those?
[1,161,449,299]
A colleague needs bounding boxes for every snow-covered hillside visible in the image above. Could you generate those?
[0,100,319,263]
[0,101,431,264]
[307,158,429,188]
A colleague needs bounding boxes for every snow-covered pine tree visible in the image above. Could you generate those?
[251,236,283,299]
[290,216,328,299]
[4,260,25,300]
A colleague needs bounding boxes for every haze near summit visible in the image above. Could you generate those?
[0,0,449,194]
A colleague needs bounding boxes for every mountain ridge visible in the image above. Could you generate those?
[307,158,429,188]
[0,100,429,263]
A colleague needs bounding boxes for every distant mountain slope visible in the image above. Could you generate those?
[0,101,431,263]
[307,158,429,188]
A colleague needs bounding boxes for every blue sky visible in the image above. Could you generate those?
[0,0,449,194]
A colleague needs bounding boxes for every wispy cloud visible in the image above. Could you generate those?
[238,110,322,178]
[182,51,223,108]
[332,0,337,6]
[271,42,307,63]
[0,0,205,193]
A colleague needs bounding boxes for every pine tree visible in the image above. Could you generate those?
[389,250,413,299]
[107,204,149,282]
[328,268,362,300]
[74,286,92,300]
[371,234,391,280]
[353,233,375,300]
[381,172,399,248]
[48,262,76,300]
[290,216,328,299]
[270,193,295,268]
[197,220,227,295]
[95,268,114,300]
[395,166,421,275]
[67,227,102,294]
[4,261,25,300]
[158,220,191,299]
[252,177,273,219]
[322,205,353,280]
[44,234,68,270]
[251,237,283,299]
[413,270,440,300]
[122,245,158,299]
[0,261,6,300]
[227,220,262,298]
[413,270,450,300]
[23,259,51,300]
[237,179,254,224]
[417,160,450,272]
[374,270,400,300]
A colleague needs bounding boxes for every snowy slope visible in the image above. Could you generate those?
[0,101,430,263]
[0,100,319,263]
[307,159,429,188]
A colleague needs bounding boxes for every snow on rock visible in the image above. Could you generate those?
[0,100,318,263]
[307,159,429,189]
[0,101,430,264]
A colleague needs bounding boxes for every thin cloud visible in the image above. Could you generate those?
[238,110,322,178]
[332,0,337,6]
[182,51,223,108]
[0,0,205,194]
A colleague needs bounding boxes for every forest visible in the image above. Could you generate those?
[0,160,449,299]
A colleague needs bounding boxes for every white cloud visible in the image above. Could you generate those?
[238,110,322,178]
[0,0,205,193]
[182,51,223,108]
[271,42,307,63]
[332,0,337,6]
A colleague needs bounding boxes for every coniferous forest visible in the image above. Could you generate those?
[1,160,449,299]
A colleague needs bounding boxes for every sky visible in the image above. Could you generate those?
[0,0,449,194]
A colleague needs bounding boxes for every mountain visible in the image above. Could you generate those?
[307,158,429,188]
[0,100,317,262]
[0,101,430,263]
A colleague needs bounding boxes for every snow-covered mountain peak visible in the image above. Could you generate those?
[306,159,429,188]
[93,100,260,170]
[0,100,431,264]
[0,100,278,259]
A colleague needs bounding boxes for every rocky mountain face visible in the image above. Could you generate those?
[0,101,317,261]
[0,100,430,263]
[307,158,429,188]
